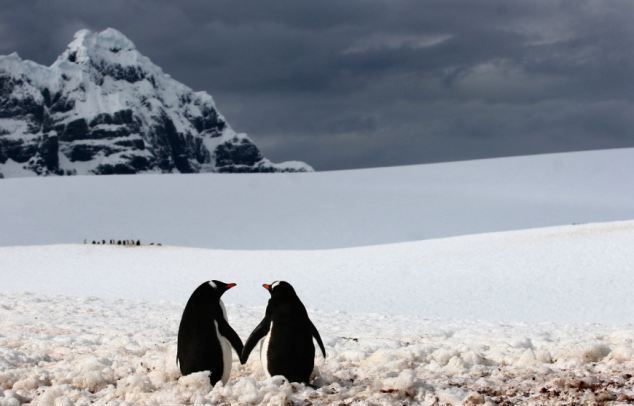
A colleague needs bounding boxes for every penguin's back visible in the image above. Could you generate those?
[177,299,229,384]
[264,307,316,382]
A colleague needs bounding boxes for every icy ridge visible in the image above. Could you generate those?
[0,28,312,177]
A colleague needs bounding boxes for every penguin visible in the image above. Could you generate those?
[177,280,243,385]
[241,281,326,384]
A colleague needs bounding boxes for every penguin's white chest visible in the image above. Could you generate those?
[213,300,232,384]
[259,322,273,378]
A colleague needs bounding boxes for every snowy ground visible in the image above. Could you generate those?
[1,220,634,323]
[0,148,633,249]
[1,221,634,404]
[1,293,633,405]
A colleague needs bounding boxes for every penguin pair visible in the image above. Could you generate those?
[177,280,326,386]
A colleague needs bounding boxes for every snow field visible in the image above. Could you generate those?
[1,293,633,405]
[1,220,634,323]
[1,220,634,404]
[1,148,633,249]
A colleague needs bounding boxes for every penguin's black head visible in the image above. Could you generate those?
[262,281,296,298]
[207,280,237,297]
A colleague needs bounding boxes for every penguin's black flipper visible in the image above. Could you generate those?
[309,319,326,358]
[218,319,244,356]
[241,316,270,364]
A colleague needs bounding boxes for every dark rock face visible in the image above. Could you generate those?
[0,29,311,177]
[215,138,263,168]
[36,134,59,171]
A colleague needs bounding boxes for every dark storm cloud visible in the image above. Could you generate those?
[2,0,633,169]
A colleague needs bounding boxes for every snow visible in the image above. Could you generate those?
[1,291,633,404]
[0,119,32,140]
[1,147,633,248]
[1,220,633,323]
[61,28,140,68]
[0,159,35,178]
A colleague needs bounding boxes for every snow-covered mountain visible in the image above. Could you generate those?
[0,28,312,177]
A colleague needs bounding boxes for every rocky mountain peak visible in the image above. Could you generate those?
[0,28,312,177]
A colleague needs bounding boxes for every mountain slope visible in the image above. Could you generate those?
[0,28,311,177]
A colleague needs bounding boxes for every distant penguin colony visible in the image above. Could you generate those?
[84,239,158,246]
[177,280,243,385]
[176,280,326,386]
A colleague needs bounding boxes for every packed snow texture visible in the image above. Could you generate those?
[0,148,633,249]
[1,293,633,405]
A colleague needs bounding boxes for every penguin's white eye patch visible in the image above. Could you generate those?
[271,281,280,289]
[208,281,217,289]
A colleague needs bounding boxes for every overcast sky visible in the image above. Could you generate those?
[2,0,633,170]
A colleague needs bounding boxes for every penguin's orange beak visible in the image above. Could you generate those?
[226,283,236,289]
[262,284,271,290]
